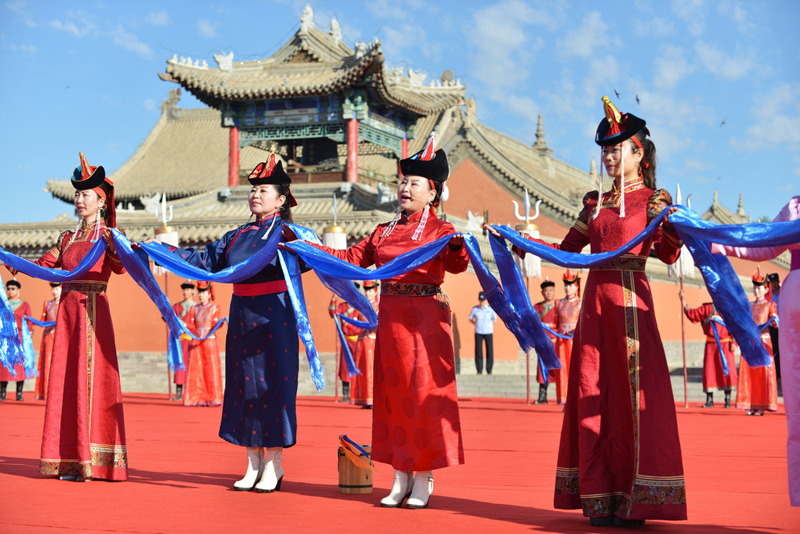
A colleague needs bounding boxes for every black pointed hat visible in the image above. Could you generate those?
[248,151,297,207]
[595,96,648,146]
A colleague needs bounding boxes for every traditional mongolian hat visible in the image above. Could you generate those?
[71,152,117,228]
[180,280,196,290]
[593,97,650,219]
[196,281,215,301]
[563,269,581,297]
[49,282,61,288]
[752,266,767,286]
[363,280,379,291]
[540,277,555,289]
[6,279,21,289]
[478,291,486,301]
[248,151,297,207]
[399,131,449,204]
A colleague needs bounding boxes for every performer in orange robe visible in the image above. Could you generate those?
[34,153,128,480]
[684,303,737,408]
[533,278,558,404]
[308,133,467,509]
[736,268,779,415]
[328,287,360,402]
[171,280,197,401]
[0,279,33,401]
[183,281,223,407]
[351,281,379,408]
[34,282,61,400]
[510,98,686,525]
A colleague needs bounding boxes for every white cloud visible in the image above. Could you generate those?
[634,17,674,38]
[695,41,756,80]
[5,0,37,27]
[145,11,169,27]
[717,0,755,35]
[583,55,619,101]
[672,0,708,36]
[366,0,425,19]
[49,15,96,38]
[144,98,156,111]
[653,45,695,89]
[558,12,612,59]
[3,43,36,54]
[198,19,217,38]
[732,83,800,152]
[634,89,715,160]
[113,25,153,59]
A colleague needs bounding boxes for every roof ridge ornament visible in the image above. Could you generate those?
[532,113,552,156]
[214,51,233,72]
[300,5,314,34]
[330,16,342,43]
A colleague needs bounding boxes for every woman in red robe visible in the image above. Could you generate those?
[684,302,737,408]
[736,268,779,415]
[34,282,61,400]
[26,153,128,481]
[553,271,581,405]
[350,281,380,408]
[506,98,686,526]
[0,279,32,400]
[183,282,223,407]
[306,134,468,509]
[328,291,360,402]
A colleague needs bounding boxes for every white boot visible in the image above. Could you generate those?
[255,447,284,493]
[233,447,264,491]
[406,471,434,509]
[380,470,414,508]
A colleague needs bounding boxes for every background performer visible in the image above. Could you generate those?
[328,285,360,402]
[735,268,779,416]
[170,280,196,401]
[34,282,61,401]
[183,281,223,407]
[533,278,558,404]
[553,270,581,405]
[0,279,32,401]
[684,302,737,408]
[350,280,379,408]
[469,291,496,375]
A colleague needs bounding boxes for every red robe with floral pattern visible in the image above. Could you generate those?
[736,300,779,412]
[528,182,687,521]
[552,295,581,404]
[34,297,60,399]
[684,303,737,391]
[35,225,128,480]
[314,208,469,471]
[351,297,379,407]
[183,301,224,406]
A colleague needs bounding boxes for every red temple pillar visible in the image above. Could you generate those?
[398,131,408,177]
[228,125,240,187]
[346,115,358,183]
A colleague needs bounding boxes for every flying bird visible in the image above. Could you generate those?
[720,119,727,127]
[614,89,620,99]
[635,95,641,105]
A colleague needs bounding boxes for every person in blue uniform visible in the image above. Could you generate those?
[157,152,299,493]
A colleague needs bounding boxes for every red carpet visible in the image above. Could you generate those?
[1,394,797,533]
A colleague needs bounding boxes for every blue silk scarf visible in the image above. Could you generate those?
[492,206,800,368]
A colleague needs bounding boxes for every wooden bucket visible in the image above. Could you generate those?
[337,444,373,494]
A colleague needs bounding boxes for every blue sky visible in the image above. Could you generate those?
[1,0,798,224]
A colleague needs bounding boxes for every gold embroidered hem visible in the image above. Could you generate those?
[40,444,127,478]
[63,281,108,294]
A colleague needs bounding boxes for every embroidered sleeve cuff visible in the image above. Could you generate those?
[572,221,589,237]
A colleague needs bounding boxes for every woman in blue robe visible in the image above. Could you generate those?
[160,153,298,493]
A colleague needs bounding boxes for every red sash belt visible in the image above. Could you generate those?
[233,280,288,297]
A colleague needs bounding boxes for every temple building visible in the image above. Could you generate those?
[0,8,790,394]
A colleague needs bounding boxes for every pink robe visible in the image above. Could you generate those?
[712,195,800,506]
